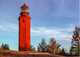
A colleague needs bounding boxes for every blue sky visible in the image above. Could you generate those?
[0,0,79,52]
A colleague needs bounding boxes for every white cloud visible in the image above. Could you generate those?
[0,22,74,40]
[31,26,74,40]
[0,23,18,32]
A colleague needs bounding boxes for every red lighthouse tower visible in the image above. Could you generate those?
[19,3,30,51]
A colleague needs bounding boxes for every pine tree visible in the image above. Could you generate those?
[37,38,48,52]
[30,45,36,52]
[1,43,10,50]
[60,48,66,55]
[70,27,80,56]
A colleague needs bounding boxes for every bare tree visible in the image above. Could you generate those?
[48,38,61,55]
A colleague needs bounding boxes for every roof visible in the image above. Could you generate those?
[21,3,29,10]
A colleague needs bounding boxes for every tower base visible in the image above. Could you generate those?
[19,47,31,51]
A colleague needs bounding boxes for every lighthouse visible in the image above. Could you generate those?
[19,3,30,51]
